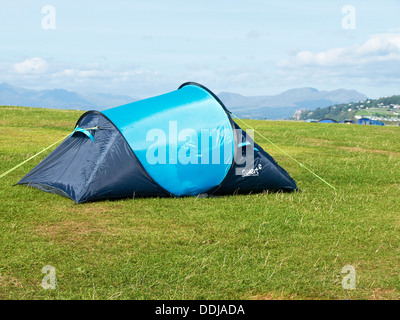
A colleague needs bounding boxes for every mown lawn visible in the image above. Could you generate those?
[0,106,399,300]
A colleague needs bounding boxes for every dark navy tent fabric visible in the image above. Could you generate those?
[17,82,297,203]
[17,112,169,202]
[211,122,298,195]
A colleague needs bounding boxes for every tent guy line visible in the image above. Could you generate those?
[0,126,99,179]
[0,132,71,179]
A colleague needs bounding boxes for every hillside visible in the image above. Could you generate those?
[1,106,399,300]
[296,95,400,122]
[218,88,367,120]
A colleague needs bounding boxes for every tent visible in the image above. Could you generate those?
[339,120,354,124]
[357,118,385,126]
[17,82,297,203]
[318,118,338,123]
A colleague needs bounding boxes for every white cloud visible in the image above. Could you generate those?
[4,59,176,97]
[278,34,400,68]
[46,64,168,96]
[13,57,48,74]
[276,34,400,88]
[1,53,274,97]
[5,55,268,96]
[0,57,153,96]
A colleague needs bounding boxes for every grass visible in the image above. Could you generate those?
[0,106,399,300]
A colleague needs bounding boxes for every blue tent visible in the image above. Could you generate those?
[318,118,338,123]
[17,82,297,203]
[357,118,385,126]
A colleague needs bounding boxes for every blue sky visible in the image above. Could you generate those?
[1,0,399,98]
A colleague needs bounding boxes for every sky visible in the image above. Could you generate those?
[0,0,399,98]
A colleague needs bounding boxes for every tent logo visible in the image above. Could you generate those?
[242,164,262,177]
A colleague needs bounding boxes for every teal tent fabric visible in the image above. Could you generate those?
[103,84,234,196]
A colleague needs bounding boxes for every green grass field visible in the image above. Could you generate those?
[1,106,399,300]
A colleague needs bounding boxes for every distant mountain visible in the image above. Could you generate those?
[218,87,367,120]
[0,82,367,119]
[0,82,138,111]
